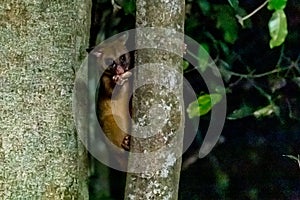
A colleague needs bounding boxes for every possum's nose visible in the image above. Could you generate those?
[116,65,125,75]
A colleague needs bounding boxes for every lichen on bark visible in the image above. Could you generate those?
[125,0,185,199]
[0,0,91,199]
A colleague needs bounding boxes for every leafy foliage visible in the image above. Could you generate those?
[268,9,288,48]
[227,0,239,10]
[123,0,136,15]
[187,94,223,118]
[213,5,239,44]
[233,0,289,48]
[253,103,280,118]
[268,0,288,10]
[267,0,289,48]
[227,103,254,120]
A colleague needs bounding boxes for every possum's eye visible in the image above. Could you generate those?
[120,55,126,62]
[104,58,114,67]
[120,54,128,66]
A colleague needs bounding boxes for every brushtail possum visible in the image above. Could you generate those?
[92,33,132,152]
[91,34,185,154]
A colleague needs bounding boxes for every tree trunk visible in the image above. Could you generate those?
[0,0,91,199]
[125,0,185,199]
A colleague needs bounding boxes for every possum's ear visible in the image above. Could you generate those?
[118,32,129,45]
[92,50,102,58]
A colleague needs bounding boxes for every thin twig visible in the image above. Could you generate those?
[228,67,290,78]
[249,79,272,102]
[236,0,269,26]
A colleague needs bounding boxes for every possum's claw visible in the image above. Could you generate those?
[121,135,131,151]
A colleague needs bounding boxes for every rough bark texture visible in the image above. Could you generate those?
[125,0,185,199]
[0,0,91,199]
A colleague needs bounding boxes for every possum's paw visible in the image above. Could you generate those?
[113,71,132,85]
[121,135,131,151]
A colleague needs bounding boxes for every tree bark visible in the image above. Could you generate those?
[0,0,91,199]
[125,0,185,199]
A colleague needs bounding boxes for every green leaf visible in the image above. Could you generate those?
[182,60,189,71]
[269,77,286,92]
[253,104,280,118]
[227,104,254,120]
[227,0,239,10]
[187,94,223,118]
[123,0,136,15]
[268,0,287,10]
[198,45,210,72]
[213,5,239,44]
[268,10,288,48]
[216,170,229,194]
[197,0,211,16]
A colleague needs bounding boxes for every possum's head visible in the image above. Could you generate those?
[92,33,130,76]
